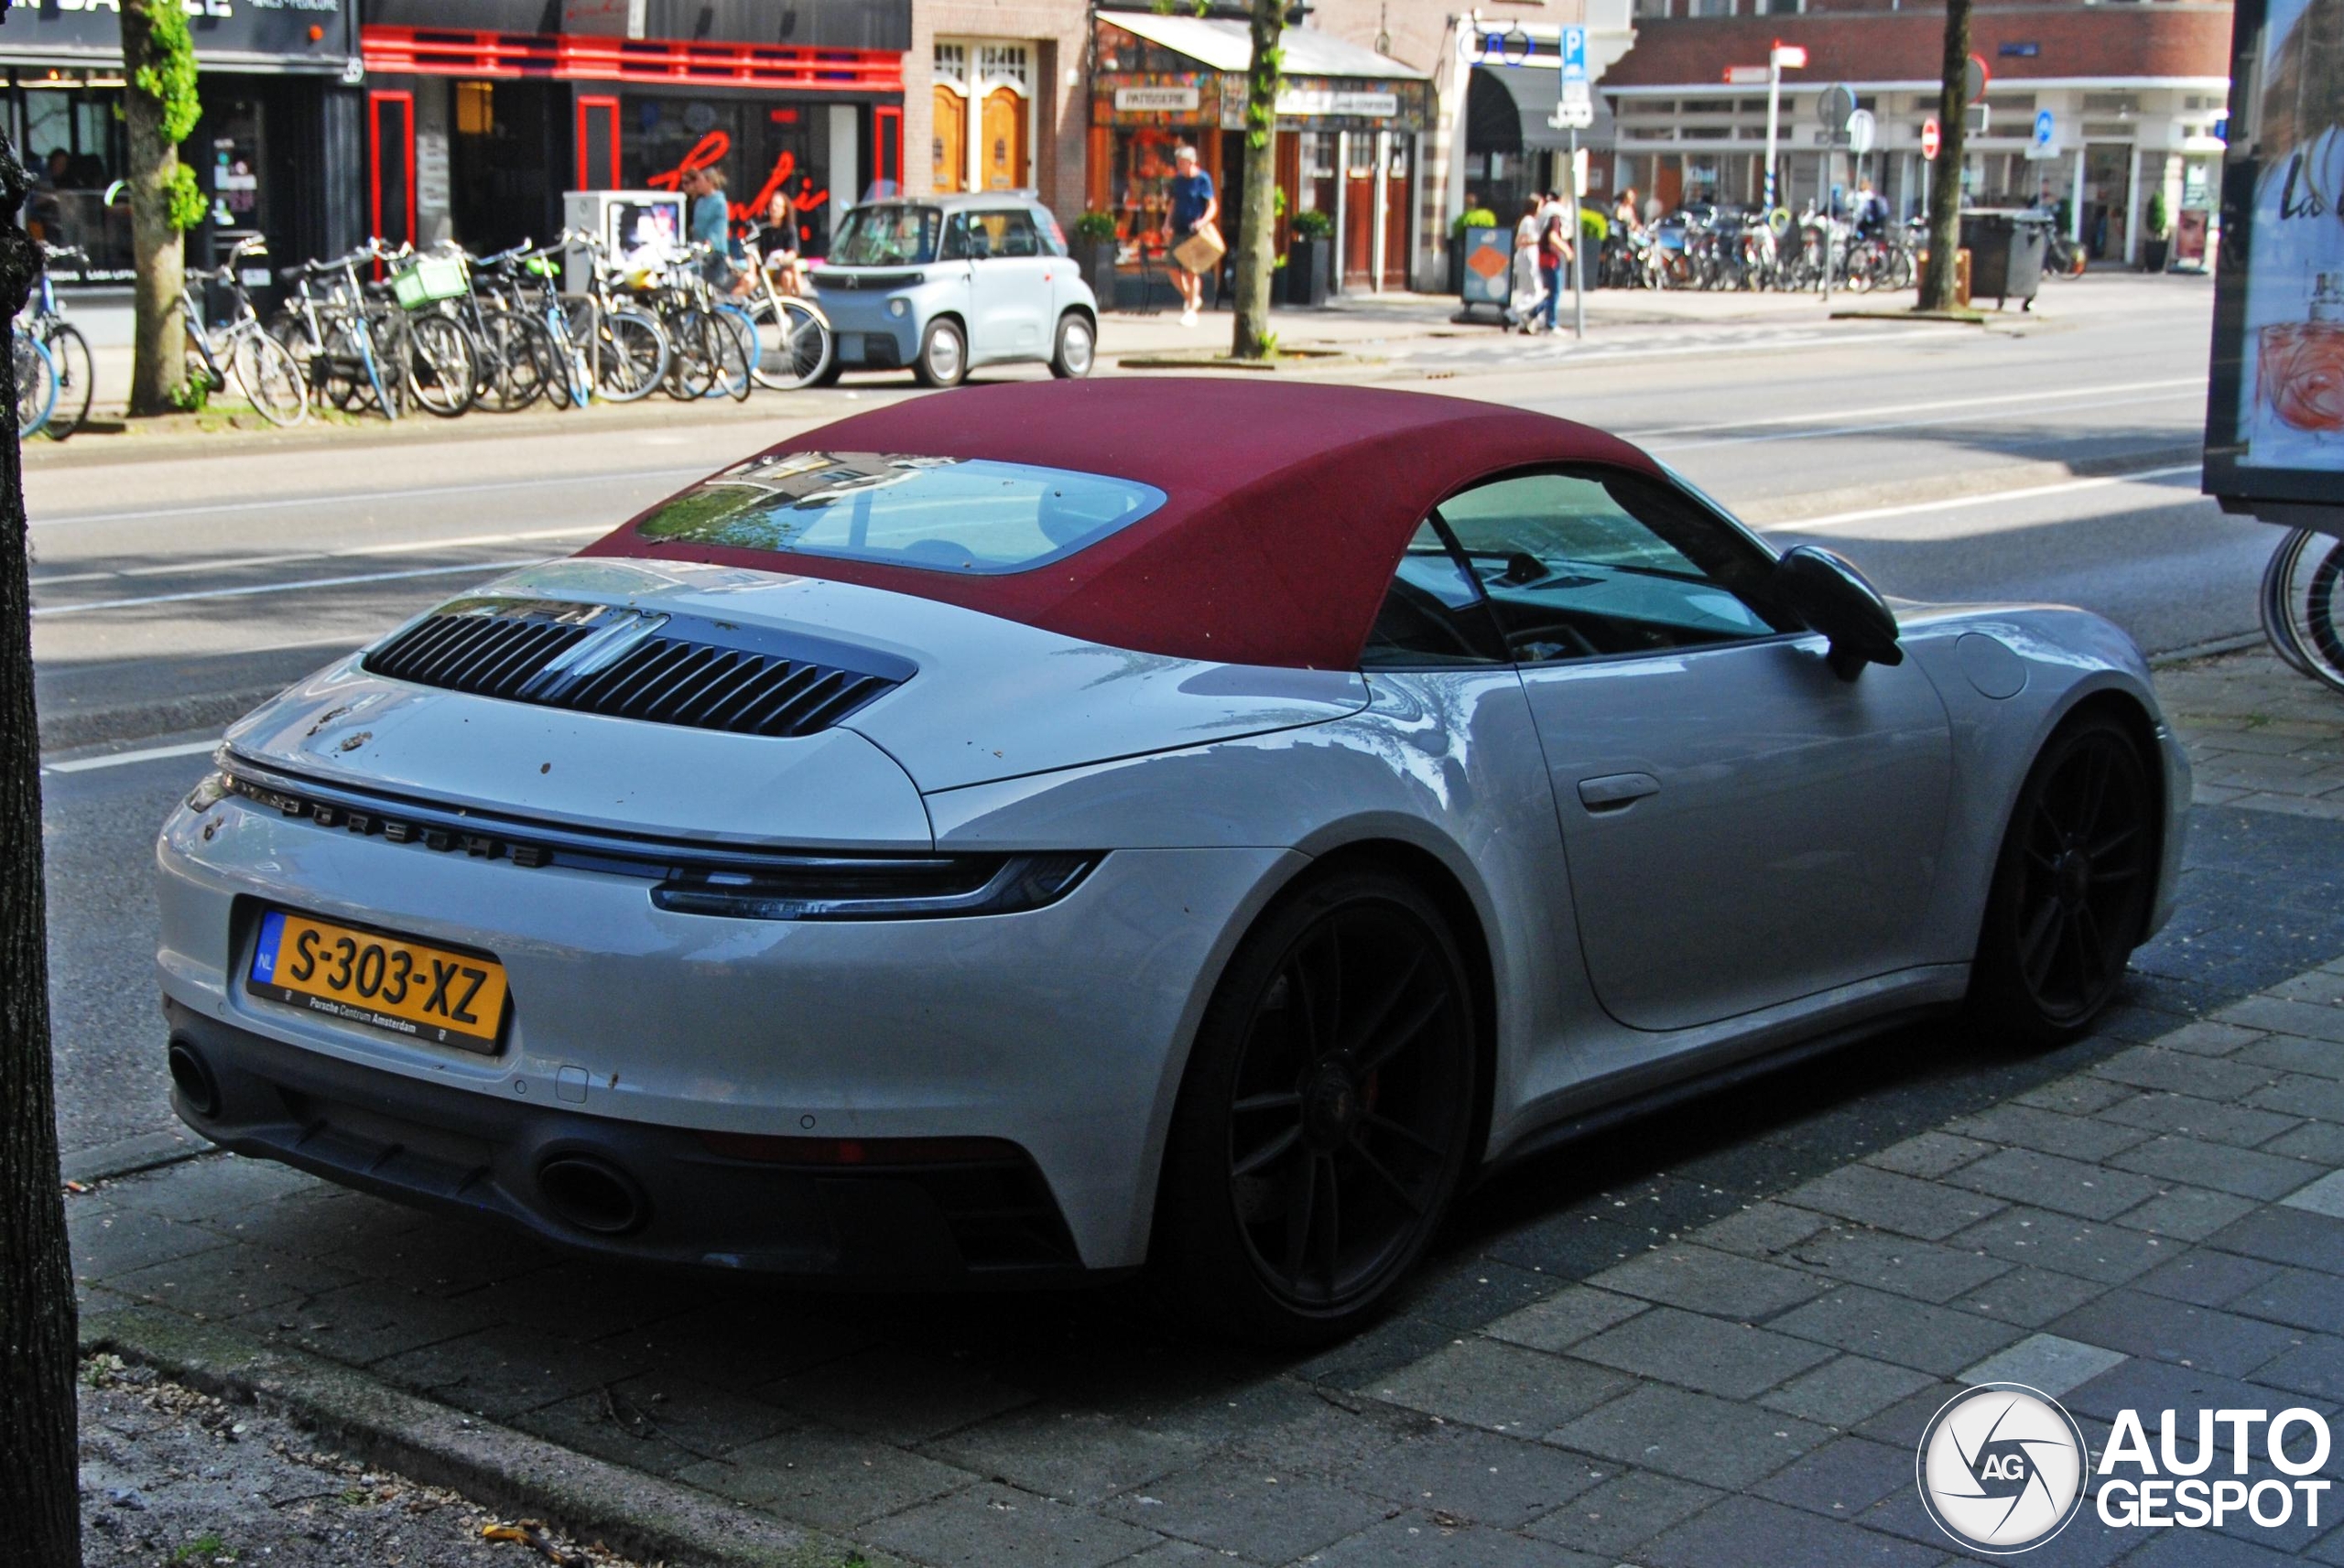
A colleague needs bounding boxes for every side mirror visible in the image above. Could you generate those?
[1774,545,1903,680]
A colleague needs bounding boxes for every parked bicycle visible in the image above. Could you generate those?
[13,327,57,438]
[25,243,95,438]
[179,235,307,427]
[276,243,402,420]
[734,234,834,391]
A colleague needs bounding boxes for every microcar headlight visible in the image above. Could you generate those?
[886,297,909,317]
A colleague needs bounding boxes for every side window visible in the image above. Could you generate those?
[993,210,1042,257]
[939,212,979,261]
[1361,521,1509,667]
[1435,470,1793,665]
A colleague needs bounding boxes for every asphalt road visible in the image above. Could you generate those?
[32,276,2273,1166]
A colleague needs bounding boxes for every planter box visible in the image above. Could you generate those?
[1286,238,1331,308]
[1075,239,1118,304]
[2141,237,2171,274]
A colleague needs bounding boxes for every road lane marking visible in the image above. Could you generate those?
[1768,464,2206,532]
[29,463,710,529]
[30,524,603,589]
[1624,376,2204,440]
[1647,390,2204,454]
[43,740,219,774]
[30,557,550,617]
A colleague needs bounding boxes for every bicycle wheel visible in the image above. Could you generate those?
[476,308,553,413]
[746,296,834,391]
[42,321,93,438]
[403,312,479,417]
[2261,527,2344,690]
[593,309,667,403]
[182,320,224,401]
[664,308,718,401]
[713,305,755,401]
[231,330,309,427]
[14,331,57,438]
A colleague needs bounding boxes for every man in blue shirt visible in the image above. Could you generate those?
[1161,145,1219,326]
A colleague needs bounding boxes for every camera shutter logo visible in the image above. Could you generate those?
[1916,1383,2089,1553]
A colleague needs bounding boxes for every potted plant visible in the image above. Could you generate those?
[2141,189,2171,274]
[1072,210,1120,305]
[1286,208,1334,308]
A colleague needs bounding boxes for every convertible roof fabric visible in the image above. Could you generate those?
[582,379,1662,670]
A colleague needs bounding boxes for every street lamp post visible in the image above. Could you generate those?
[1732,44,1805,215]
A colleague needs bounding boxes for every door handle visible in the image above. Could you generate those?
[1578,772,1661,813]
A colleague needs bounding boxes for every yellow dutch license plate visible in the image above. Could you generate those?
[246,908,510,1052]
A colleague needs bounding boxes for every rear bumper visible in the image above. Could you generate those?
[166,1000,1094,1283]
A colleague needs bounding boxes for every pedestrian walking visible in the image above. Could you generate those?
[1508,197,1546,332]
[1162,145,1221,327]
[685,166,737,287]
[1537,195,1574,334]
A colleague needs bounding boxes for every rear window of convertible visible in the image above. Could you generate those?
[628,452,1168,575]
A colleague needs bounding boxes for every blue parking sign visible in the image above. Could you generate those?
[1561,25,1588,81]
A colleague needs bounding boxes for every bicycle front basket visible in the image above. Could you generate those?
[391,254,469,309]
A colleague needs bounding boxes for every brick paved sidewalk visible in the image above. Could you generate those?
[70,649,2344,1567]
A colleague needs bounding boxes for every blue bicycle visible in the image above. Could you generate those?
[14,327,58,438]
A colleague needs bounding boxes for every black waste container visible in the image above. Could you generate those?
[1959,211,2049,309]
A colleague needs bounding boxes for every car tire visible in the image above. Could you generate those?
[914,318,966,388]
[1049,312,1095,380]
[1969,710,2158,1050]
[1154,869,1479,1346]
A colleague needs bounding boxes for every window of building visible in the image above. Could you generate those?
[1681,98,1736,114]
[1688,0,1734,16]
[933,42,967,84]
[1633,0,1672,17]
[1761,0,1801,15]
[2081,92,2141,114]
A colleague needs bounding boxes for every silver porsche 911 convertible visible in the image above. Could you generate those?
[155,380,2188,1343]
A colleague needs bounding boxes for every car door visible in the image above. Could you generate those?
[1431,467,1954,1033]
[963,207,1049,361]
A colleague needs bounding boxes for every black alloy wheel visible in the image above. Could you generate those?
[1972,713,2156,1046]
[1158,871,1477,1344]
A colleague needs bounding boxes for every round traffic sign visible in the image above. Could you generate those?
[1847,107,1877,157]
[1920,115,1941,160]
[1964,53,1991,105]
[1817,82,1856,131]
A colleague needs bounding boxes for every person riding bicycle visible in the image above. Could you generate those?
[747,189,804,297]
[1850,178,1889,242]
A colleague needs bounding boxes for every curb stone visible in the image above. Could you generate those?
[80,1303,898,1568]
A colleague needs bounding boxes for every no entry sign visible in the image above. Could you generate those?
[1920,116,1941,160]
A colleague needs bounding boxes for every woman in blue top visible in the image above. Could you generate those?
[1160,145,1219,326]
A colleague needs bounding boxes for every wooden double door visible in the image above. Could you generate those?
[933,83,1029,194]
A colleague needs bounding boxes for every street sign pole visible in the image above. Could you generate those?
[1568,126,1586,339]
[1763,56,1781,213]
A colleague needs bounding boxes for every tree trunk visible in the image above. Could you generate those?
[122,0,188,416]
[1229,0,1285,360]
[0,121,83,1566]
[1918,0,1971,312]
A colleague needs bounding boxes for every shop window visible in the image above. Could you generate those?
[1305,132,1339,179]
[626,96,831,254]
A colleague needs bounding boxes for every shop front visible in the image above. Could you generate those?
[1088,10,1428,301]
[359,0,909,261]
[1,0,363,286]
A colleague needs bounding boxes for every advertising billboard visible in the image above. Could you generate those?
[2204,0,2344,518]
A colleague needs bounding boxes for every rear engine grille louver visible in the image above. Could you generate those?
[362,599,911,740]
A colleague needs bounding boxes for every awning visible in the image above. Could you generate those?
[1473,64,1616,152]
[1102,13,1427,80]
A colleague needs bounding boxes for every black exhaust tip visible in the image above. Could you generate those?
[537,1154,648,1236]
[167,1038,221,1119]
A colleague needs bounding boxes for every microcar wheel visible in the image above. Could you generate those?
[1156,870,1478,1345]
[1050,312,1094,379]
[915,319,966,387]
[1970,712,2157,1049]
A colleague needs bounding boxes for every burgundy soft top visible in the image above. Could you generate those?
[582,378,1662,670]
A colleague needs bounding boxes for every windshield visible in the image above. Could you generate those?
[630,452,1168,576]
[828,205,940,266]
